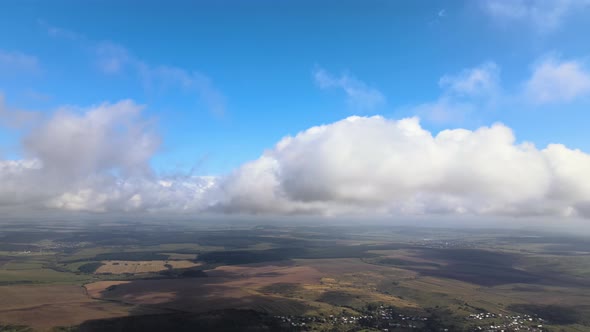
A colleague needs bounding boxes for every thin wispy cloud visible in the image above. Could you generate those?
[411,97,474,124]
[38,20,81,40]
[410,62,500,124]
[313,67,386,111]
[439,62,500,98]
[0,49,39,73]
[524,56,590,104]
[94,41,132,75]
[42,23,227,117]
[0,93,40,128]
[481,0,590,32]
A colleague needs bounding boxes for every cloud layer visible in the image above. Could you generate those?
[1,101,590,220]
[216,116,590,218]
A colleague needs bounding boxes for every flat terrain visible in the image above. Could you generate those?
[86,263,322,314]
[95,260,199,274]
[0,221,589,331]
[0,285,143,331]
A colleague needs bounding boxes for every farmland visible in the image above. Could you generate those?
[0,221,589,331]
[95,260,200,274]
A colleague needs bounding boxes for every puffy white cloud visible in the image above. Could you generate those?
[524,57,590,104]
[23,100,158,178]
[314,67,386,110]
[46,176,217,213]
[0,100,218,214]
[1,100,590,220]
[481,0,590,31]
[217,116,590,218]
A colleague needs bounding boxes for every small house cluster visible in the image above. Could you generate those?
[466,312,546,332]
[274,305,434,330]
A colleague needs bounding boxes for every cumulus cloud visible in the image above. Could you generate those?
[524,56,590,104]
[2,101,590,220]
[0,100,217,214]
[216,116,590,218]
[314,67,386,110]
[23,100,158,178]
[481,0,590,32]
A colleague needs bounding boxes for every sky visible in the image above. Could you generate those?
[1,0,590,222]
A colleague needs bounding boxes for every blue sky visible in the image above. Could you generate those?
[1,1,590,220]
[2,0,589,175]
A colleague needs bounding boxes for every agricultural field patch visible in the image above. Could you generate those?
[94,260,200,274]
[0,285,140,331]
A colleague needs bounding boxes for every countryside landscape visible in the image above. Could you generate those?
[2,1,590,331]
[0,220,589,331]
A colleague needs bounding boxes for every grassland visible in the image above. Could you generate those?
[0,284,150,331]
[0,221,589,331]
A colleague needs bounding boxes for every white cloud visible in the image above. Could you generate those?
[39,20,81,40]
[23,100,159,178]
[314,67,386,110]
[439,62,500,98]
[1,101,590,220]
[481,0,590,31]
[216,116,590,218]
[43,24,226,117]
[0,49,39,73]
[0,100,219,214]
[95,42,131,74]
[524,56,590,104]
[410,62,500,123]
[45,176,217,213]
[481,0,590,32]
[96,41,227,117]
[138,65,227,117]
